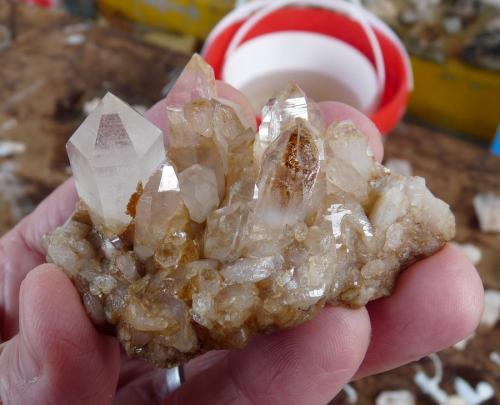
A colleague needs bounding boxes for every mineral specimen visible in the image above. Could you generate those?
[44,55,455,368]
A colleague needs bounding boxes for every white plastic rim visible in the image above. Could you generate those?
[203,0,266,48]
[202,0,413,91]
[223,31,379,114]
[355,8,414,89]
[224,0,385,99]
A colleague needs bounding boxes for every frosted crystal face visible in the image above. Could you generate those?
[45,55,455,368]
[67,93,165,234]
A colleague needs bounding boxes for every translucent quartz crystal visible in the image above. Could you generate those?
[67,93,165,234]
[45,55,455,368]
[165,54,217,109]
[134,162,186,261]
[256,118,321,227]
[178,164,219,223]
[256,82,325,166]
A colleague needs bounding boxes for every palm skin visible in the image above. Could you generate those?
[0,83,484,405]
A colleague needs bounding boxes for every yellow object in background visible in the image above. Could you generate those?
[99,0,235,39]
[409,57,500,142]
[143,30,197,54]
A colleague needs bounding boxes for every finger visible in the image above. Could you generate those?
[0,264,120,404]
[355,244,484,379]
[145,80,257,141]
[168,306,371,405]
[14,178,77,256]
[113,359,167,405]
[183,350,228,380]
[0,179,78,338]
[319,101,384,163]
[215,81,257,131]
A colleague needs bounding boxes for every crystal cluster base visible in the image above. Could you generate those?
[44,55,455,368]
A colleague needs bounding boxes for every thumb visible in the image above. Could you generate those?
[0,264,120,405]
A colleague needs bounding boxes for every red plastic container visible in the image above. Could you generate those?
[204,5,411,135]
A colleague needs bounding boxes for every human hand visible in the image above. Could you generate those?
[0,83,484,405]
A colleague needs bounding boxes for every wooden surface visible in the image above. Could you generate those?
[0,3,499,404]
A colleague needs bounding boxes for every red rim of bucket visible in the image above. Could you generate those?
[204,7,409,135]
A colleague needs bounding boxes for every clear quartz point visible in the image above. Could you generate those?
[67,92,165,235]
[134,161,186,261]
[256,118,321,227]
[256,82,325,166]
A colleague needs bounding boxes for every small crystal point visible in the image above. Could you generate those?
[179,164,220,223]
[134,161,186,261]
[67,92,165,235]
[166,54,217,109]
[256,82,325,166]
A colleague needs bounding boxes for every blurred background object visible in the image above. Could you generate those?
[98,0,235,39]
[0,1,498,404]
[201,0,413,136]
[359,0,500,141]
[63,0,97,18]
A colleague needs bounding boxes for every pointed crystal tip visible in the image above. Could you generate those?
[67,92,165,235]
[273,81,307,101]
[166,54,217,108]
[134,161,185,260]
[256,82,325,167]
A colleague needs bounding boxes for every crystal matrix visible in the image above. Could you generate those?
[44,55,455,368]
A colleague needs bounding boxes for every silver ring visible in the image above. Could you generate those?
[165,365,185,394]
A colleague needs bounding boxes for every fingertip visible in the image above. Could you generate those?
[177,306,371,405]
[289,306,371,378]
[358,244,484,378]
[240,305,371,382]
[144,99,168,138]
[319,101,384,162]
[216,81,257,129]
[416,244,484,340]
[19,264,120,402]
[396,244,484,341]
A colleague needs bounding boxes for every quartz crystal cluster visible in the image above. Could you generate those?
[44,55,455,368]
